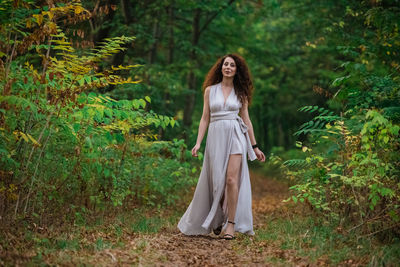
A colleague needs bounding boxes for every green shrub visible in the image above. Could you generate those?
[0,1,195,226]
[284,1,400,239]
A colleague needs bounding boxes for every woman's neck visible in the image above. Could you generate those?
[221,77,234,88]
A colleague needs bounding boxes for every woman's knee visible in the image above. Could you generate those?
[226,154,241,187]
[226,172,238,187]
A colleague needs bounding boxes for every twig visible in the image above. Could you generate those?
[350,185,364,225]
[23,128,53,214]
[13,192,20,220]
[4,34,17,83]
[41,36,53,99]
[361,223,400,238]
[105,250,117,262]
[346,207,389,233]
[18,110,54,185]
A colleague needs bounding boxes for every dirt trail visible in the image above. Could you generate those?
[2,171,304,266]
[131,170,296,266]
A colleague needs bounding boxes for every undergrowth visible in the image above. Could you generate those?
[241,213,400,266]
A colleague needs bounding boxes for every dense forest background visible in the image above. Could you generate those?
[1,0,399,265]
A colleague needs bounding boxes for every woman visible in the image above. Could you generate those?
[178,54,265,240]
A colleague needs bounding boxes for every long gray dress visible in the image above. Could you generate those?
[178,82,257,236]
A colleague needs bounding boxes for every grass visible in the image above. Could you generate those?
[0,207,183,266]
[130,216,164,233]
[249,214,400,266]
[4,213,400,266]
[2,175,399,266]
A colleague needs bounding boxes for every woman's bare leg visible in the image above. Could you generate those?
[224,154,242,237]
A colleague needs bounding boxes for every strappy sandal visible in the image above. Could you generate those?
[214,196,225,236]
[213,225,222,235]
[222,233,236,240]
[222,221,236,240]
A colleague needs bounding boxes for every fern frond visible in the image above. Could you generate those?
[298,105,334,115]
[88,36,136,62]
[283,159,309,168]
[295,106,340,136]
[294,128,329,136]
[314,115,341,121]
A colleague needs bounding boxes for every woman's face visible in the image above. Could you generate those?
[221,57,237,78]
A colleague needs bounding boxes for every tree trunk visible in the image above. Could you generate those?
[177,3,235,140]
[277,118,284,147]
[164,3,174,107]
[93,0,118,45]
[265,119,272,153]
[159,3,175,139]
[167,3,174,65]
[148,13,160,64]
[120,0,133,24]
[182,8,201,137]
[101,0,136,93]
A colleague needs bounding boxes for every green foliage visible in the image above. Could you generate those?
[284,0,400,238]
[256,215,400,265]
[294,106,341,136]
[0,0,195,225]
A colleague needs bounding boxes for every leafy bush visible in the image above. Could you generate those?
[0,0,195,225]
[283,1,400,239]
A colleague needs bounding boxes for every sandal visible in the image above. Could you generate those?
[222,233,236,240]
[222,220,236,240]
[213,225,222,235]
[214,196,225,236]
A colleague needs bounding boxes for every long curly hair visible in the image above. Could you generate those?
[202,53,254,105]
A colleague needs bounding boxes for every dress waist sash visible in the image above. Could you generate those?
[210,113,257,161]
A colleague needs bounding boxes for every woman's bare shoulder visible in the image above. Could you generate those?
[204,86,212,95]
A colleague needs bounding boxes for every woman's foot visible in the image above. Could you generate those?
[222,220,235,240]
[222,233,235,240]
[213,225,222,235]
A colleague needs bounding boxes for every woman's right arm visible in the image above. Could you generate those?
[191,86,211,157]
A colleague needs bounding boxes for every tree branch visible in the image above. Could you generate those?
[199,0,235,35]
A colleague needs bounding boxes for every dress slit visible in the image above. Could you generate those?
[219,153,243,230]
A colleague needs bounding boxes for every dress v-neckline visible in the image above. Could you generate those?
[219,83,233,107]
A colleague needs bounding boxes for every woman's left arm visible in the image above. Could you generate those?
[240,99,266,162]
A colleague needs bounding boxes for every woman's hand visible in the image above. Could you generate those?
[254,147,266,162]
[191,144,201,157]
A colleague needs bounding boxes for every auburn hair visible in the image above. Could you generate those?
[202,54,254,105]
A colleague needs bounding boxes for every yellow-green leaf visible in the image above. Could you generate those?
[27,134,40,146]
[33,14,43,26]
[74,5,84,14]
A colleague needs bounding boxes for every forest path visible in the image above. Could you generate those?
[3,170,324,266]
[120,171,312,266]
